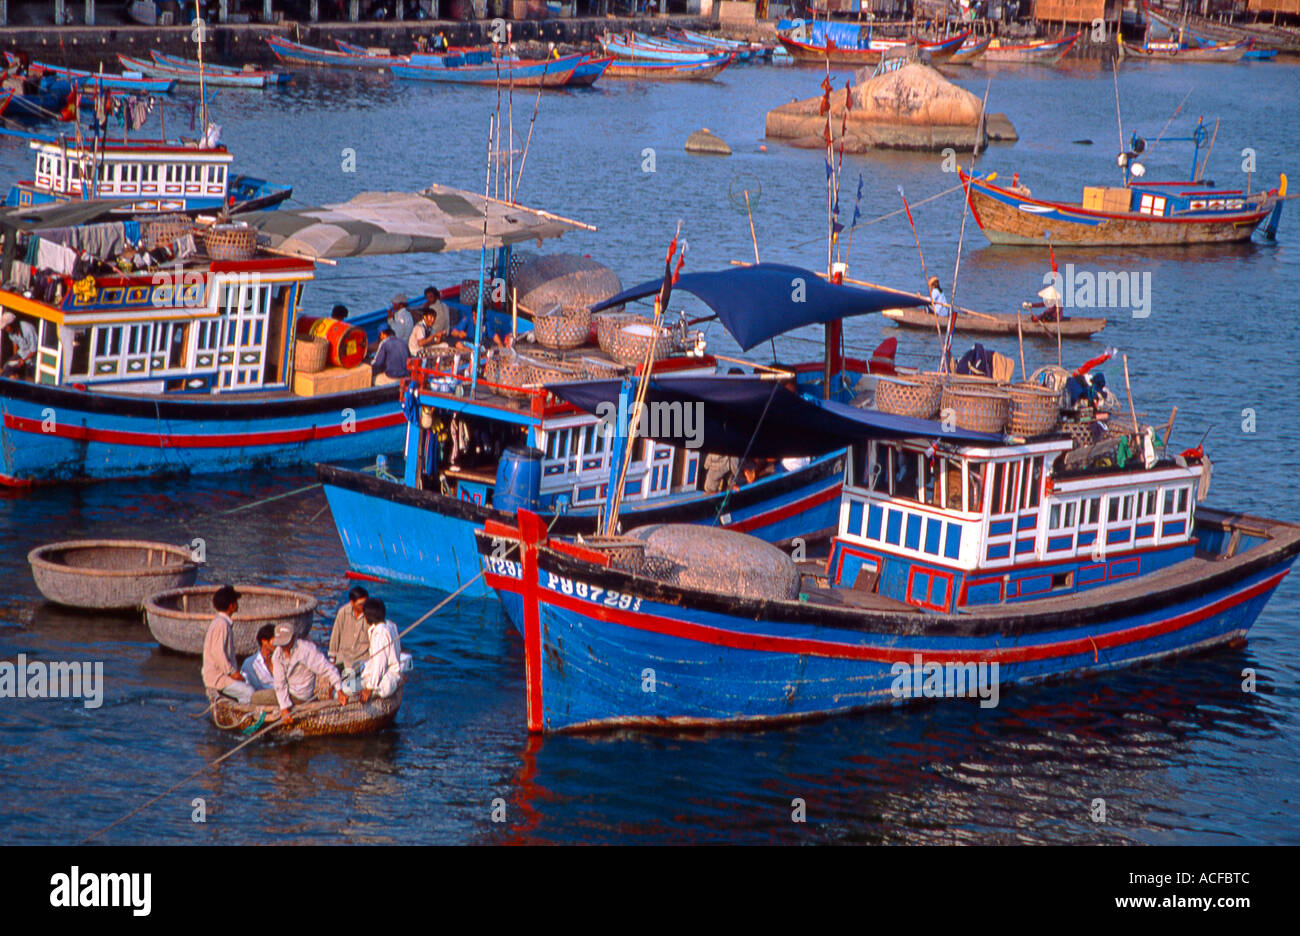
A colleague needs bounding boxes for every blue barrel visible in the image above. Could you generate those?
[493,446,543,515]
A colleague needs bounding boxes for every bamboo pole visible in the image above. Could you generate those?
[1122,353,1139,436]
[1017,307,1026,381]
[744,189,760,265]
[1163,405,1178,449]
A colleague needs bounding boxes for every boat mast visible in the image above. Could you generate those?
[194,0,209,140]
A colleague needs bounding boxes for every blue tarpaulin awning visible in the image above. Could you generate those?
[589,263,924,351]
[546,375,1003,458]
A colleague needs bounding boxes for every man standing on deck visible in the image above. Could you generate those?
[202,585,252,704]
[329,586,371,692]
[272,624,347,728]
[387,294,415,345]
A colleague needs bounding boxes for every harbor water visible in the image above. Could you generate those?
[1,57,1298,844]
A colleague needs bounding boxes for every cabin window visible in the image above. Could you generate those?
[967,464,984,514]
[62,327,90,377]
[1049,499,1078,530]
[1162,487,1191,515]
[891,449,919,501]
[945,459,963,509]
[1141,490,1157,517]
[94,326,122,359]
[1138,193,1167,216]
[922,456,946,507]
[1120,494,1133,521]
[1178,488,1189,513]
[1022,457,1042,508]
[1084,497,1101,525]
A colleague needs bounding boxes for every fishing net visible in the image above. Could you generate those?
[510,253,623,317]
[625,524,799,601]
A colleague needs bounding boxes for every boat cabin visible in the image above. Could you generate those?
[7,140,236,214]
[829,432,1204,611]
[0,251,314,395]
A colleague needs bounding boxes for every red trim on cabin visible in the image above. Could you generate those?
[725,482,841,533]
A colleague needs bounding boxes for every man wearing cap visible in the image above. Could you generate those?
[387,294,415,345]
[202,585,253,704]
[928,276,950,321]
[359,598,403,702]
[1,312,38,381]
[272,623,347,727]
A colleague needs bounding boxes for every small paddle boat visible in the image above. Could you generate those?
[28,540,199,611]
[146,585,315,655]
[209,685,402,739]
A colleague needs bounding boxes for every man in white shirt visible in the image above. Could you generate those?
[928,276,950,321]
[359,598,403,702]
[239,624,279,705]
[272,624,347,727]
[408,306,449,356]
[1,311,38,380]
[387,294,415,345]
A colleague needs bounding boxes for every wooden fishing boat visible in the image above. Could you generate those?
[117,53,271,88]
[146,585,315,655]
[478,358,1300,732]
[265,35,407,69]
[151,51,294,84]
[1120,38,1250,62]
[28,539,198,610]
[947,36,992,65]
[568,56,613,87]
[602,33,734,63]
[669,27,773,60]
[209,685,402,739]
[882,306,1106,338]
[1145,3,1300,54]
[1189,34,1275,60]
[777,30,968,66]
[603,55,733,81]
[393,52,582,87]
[960,168,1286,246]
[31,60,177,94]
[5,76,74,121]
[983,32,1080,63]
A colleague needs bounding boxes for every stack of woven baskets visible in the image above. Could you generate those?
[144,214,195,251]
[532,305,592,350]
[875,373,1062,437]
[201,222,257,261]
[607,321,673,366]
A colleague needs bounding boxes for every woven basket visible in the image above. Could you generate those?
[144,214,194,250]
[941,385,1010,434]
[1061,419,1099,447]
[578,535,647,574]
[608,322,672,366]
[461,277,497,312]
[1006,383,1059,437]
[202,223,257,261]
[533,305,592,350]
[484,350,534,399]
[595,312,642,354]
[294,337,328,374]
[876,377,942,419]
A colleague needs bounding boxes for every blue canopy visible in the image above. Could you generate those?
[589,263,923,351]
[546,375,1004,458]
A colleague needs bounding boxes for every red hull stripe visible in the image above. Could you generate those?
[3,410,404,449]
[489,568,1286,666]
[724,482,841,533]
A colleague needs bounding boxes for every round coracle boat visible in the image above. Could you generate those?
[146,585,315,655]
[28,539,200,611]
[208,685,403,739]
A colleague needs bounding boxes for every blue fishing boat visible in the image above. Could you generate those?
[0,184,581,484]
[265,35,407,69]
[601,33,730,64]
[29,60,177,94]
[394,51,583,87]
[6,76,74,121]
[150,50,295,84]
[117,54,273,89]
[1,131,291,216]
[479,360,1300,733]
[568,56,613,87]
[316,263,922,598]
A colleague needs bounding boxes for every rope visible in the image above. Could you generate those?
[789,182,965,249]
[712,380,781,524]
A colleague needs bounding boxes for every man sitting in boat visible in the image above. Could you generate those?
[202,585,254,704]
[409,305,450,356]
[239,624,280,706]
[928,276,950,320]
[359,598,403,702]
[328,586,371,690]
[331,304,350,322]
[387,294,415,345]
[370,326,409,386]
[0,312,37,381]
[1031,282,1063,323]
[272,624,349,727]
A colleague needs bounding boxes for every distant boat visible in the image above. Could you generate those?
[882,306,1106,338]
[26,59,177,94]
[983,32,1080,64]
[5,75,74,121]
[1120,37,1250,62]
[1144,2,1300,54]
[265,35,407,69]
[947,35,992,65]
[603,55,734,81]
[117,53,273,88]
[777,28,969,66]
[568,55,613,87]
[393,51,582,87]
[151,50,294,84]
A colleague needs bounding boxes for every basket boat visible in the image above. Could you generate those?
[608,321,673,366]
[294,337,329,374]
[209,685,402,739]
[201,223,257,261]
[1007,383,1060,437]
[875,376,942,419]
[941,385,1010,434]
[143,214,194,251]
[146,585,316,655]
[28,539,199,611]
[531,305,592,350]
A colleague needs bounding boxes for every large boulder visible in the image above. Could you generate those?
[765,62,1017,151]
